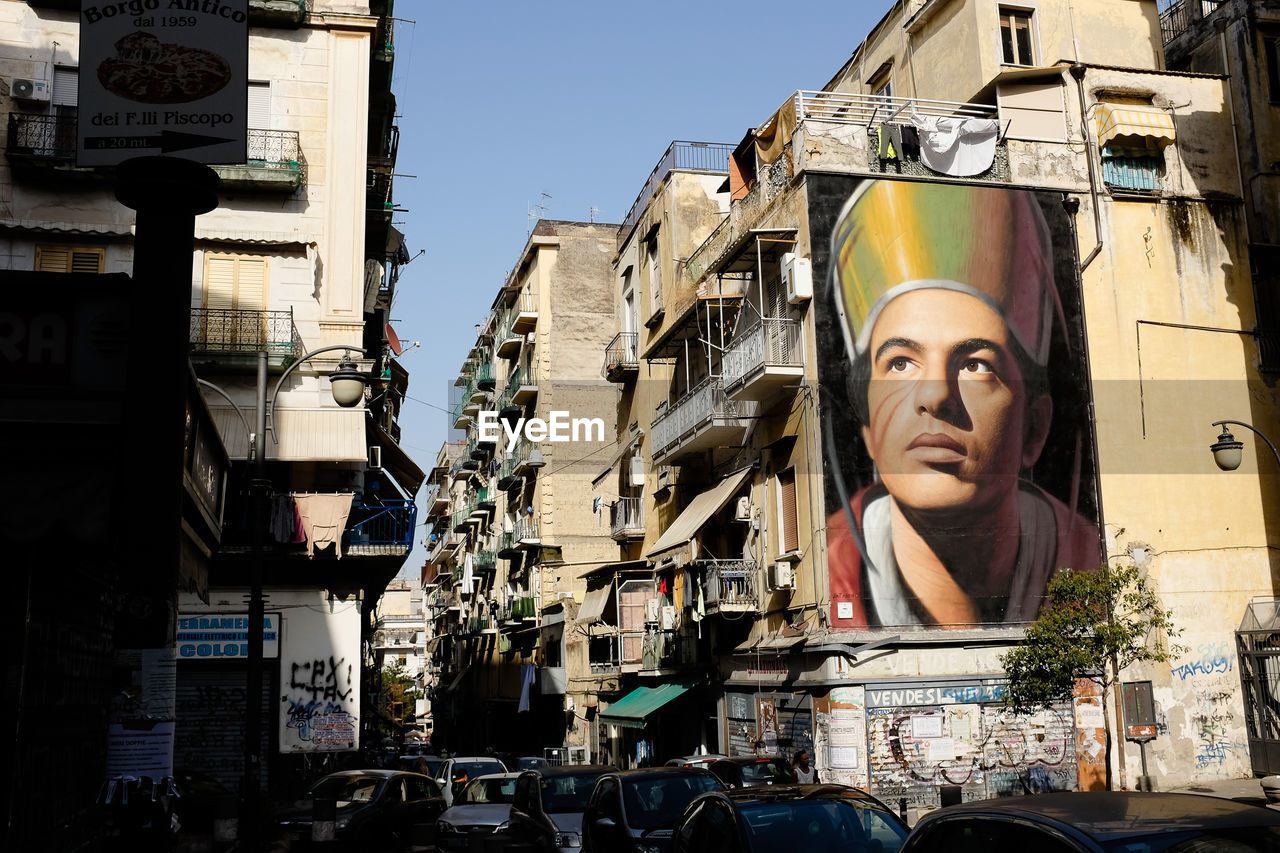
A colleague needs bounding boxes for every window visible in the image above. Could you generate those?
[248,81,270,129]
[1266,36,1280,103]
[1000,8,1035,66]
[646,234,663,316]
[776,467,799,555]
[1101,145,1163,193]
[202,253,268,311]
[35,245,104,273]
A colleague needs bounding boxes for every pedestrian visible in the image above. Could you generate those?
[792,750,815,783]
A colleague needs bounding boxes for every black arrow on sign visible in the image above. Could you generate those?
[84,130,236,153]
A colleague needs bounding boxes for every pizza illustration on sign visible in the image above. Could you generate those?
[97,32,231,104]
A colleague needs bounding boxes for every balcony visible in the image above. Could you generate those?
[500,596,538,629]
[610,497,645,541]
[509,289,539,336]
[211,130,304,192]
[344,499,416,557]
[423,485,449,518]
[650,377,759,464]
[640,629,700,674]
[4,113,98,182]
[473,360,496,392]
[722,317,804,401]
[618,141,734,249]
[498,366,537,419]
[189,308,302,371]
[700,559,758,614]
[497,441,543,490]
[603,332,639,382]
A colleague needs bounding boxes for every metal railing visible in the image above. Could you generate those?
[345,498,417,550]
[785,90,998,129]
[610,497,644,537]
[603,332,639,378]
[700,559,759,611]
[1159,0,1225,43]
[6,112,76,160]
[499,365,529,411]
[722,317,803,390]
[189,308,302,360]
[651,376,755,457]
[246,129,302,167]
[642,629,678,672]
[618,141,734,249]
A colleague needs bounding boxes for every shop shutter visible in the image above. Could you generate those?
[174,665,274,793]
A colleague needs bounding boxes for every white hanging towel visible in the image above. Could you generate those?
[517,664,536,712]
[293,493,354,559]
[910,114,999,177]
[461,551,475,594]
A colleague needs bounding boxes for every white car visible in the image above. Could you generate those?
[435,756,510,807]
[436,772,519,851]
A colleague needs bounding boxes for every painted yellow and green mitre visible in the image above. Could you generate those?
[830,180,1060,367]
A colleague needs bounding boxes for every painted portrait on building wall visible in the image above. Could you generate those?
[815,179,1102,630]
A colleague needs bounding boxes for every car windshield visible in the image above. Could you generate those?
[461,777,517,805]
[541,772,606,813]
[518,757,549,770]
[308,775,384,804]
[1101,826,1280,852]
[742,760,790,782]
[741,799,907,852]
[454,760,505,780]
[622,774,723,830]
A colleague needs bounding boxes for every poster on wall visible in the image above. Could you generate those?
[814,178,1102,629]
[278,601,363,753]
[107,648,177,778]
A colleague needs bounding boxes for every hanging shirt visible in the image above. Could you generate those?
[910,114,999,177]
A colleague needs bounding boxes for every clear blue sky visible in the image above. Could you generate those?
[385,1,887,576]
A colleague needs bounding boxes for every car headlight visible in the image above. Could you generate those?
[636,843,663,853]
[493,820,510,833]
[556,831,582,847]
[335,816,349,831]
[437,819,458,835]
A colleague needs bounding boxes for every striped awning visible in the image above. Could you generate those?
[1095,103,1175,148]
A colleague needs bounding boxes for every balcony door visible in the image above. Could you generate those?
[201,253,269,351]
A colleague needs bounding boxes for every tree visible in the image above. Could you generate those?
[1000,564,1185,787]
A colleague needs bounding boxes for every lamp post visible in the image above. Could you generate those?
[1209,420,1280,471]
[197,344,367,848]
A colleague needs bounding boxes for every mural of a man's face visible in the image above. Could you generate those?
[861,289,1052,516]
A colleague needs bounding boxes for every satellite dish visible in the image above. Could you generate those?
[385,323,403,356]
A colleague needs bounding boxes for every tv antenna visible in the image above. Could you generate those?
[589,206,600,223]
[528,192,552,224]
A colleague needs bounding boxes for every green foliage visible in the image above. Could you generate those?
[1001,564,1185,714]
[377,659,418,725]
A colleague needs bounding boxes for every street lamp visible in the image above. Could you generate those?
[196,344,367,847]
[1209,420,1280,471]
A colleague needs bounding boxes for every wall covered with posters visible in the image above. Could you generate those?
[810,176,1103,631]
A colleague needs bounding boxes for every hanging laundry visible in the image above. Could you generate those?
[293,493,354,558]
[461,551,475,594]
[269,494,295,544]
[517,663,536,712]
[900,124,921,159]
[910,114,999,177]
[878,123,902,161]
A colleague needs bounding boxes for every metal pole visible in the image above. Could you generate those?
[243,350,269,850]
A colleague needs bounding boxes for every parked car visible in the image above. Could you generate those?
[664,754,728,771]
[900,791,1280,852]
[400,754,445,776]
[581,767,725,853]
[436,772,520,851]
[707,756,793,789]
[274,769,445,851]
[672,783,908,853]
[504,764,618,851]
[514,755,551,771]
[436,756,510,807]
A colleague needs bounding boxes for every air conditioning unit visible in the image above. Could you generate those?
[645,598,661,624]
[10,78,50,101]
[629,454,646,487]
[770,562,795,591]
[368,445,383,470]
[660,605,678,630]
[734,496,752,522]
[782,253,813,304]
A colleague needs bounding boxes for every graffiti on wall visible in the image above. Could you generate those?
[1165,642,1246,772]
[866,703,1076,802]
[281,655,356,749]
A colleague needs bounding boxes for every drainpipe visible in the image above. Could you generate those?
[1217,17,1251,245]
[1070,64,1104,272]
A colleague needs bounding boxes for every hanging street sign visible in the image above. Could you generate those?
[77,1,248,167]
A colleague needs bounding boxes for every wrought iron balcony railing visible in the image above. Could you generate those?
[6,112,77,162]
[618,141,734,249]
[603,332,639,382]
[345,498,417,555]
[699,559,759,613]
[722,317,804,392]
[651,377,758,459]
[189,308,302,363]
[610,497,644,539]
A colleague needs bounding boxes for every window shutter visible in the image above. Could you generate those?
[248,82,270,129]
[237,257,267,310]
[52,67,78,107]
[204,256,237,309]
[35,245,103,273]
[779,469,798,554]
[35,247,69,272]
[70,250,102,274]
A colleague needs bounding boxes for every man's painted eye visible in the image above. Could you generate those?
[961,358,993,374]
[886,356,912,372]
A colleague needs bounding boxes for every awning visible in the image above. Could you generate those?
[1095,103,1175,148]
[446,665,469,692]
[647,467,753,562]
[371,423,426,496]
[577,585,612,624]
[209,406,365,461]
[598,680,695,729]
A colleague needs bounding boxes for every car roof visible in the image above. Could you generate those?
[714,755,789,765]
[521,764,616,778]
[613,766,719,780]
[919,792,1280,839]
[722,783,887,806]
[449,756,506,763]
[470,773,521,781]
